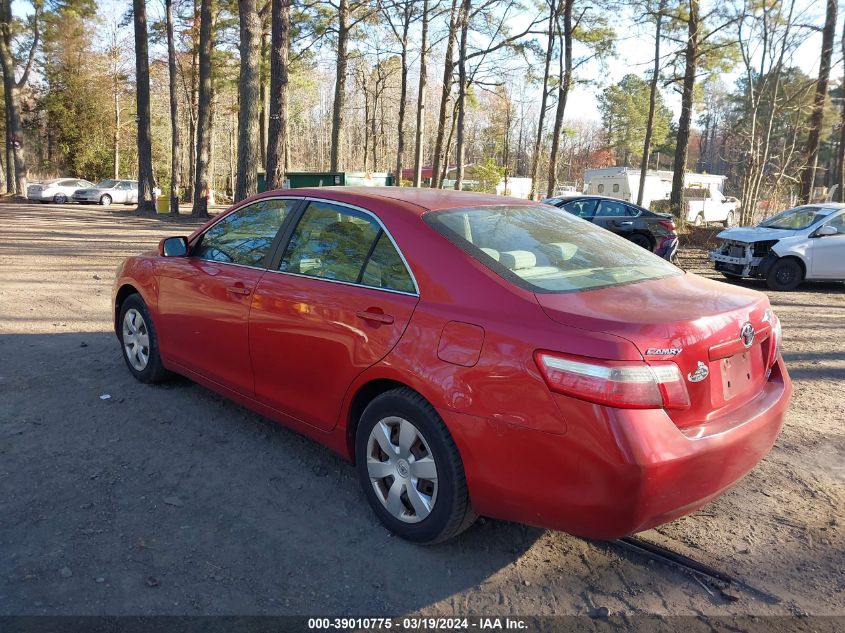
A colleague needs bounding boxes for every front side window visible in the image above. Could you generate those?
[426,205,681,293]
[561,198,597,219]
[823,213,845,233]
[595,199,628,217]
[96,179,118,189]
[194,198,293,267]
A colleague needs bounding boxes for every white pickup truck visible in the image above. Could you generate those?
[684,187,739,227]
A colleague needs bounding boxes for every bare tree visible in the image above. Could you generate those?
[132,0,157,213]
[235,0,262,201]
[799,0,836,203]
[529,0,557,200]
[413,0,431,187]
[546,0,572,198]
[192,0,213,217]
[431,0,458,188]
[0,0,42,195]
[839,17,845,203]
[166,0,181,214]
[266,0,290,190]
[637,0,666,206]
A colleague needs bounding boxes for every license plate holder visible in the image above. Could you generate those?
[721,351,753,400]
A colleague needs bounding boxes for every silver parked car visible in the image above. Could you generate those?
[26,178,96,204]
[72,179,139,205]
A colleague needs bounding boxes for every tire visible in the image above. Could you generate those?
[723,211,734,227]
[54,193,67,204]
[100,194,112,206]
[629,233,652,251]
[118,294,170,383]
[693,213,704,227]
[765,258,803,291]
[355,387,476,544]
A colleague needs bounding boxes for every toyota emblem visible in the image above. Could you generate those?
[740,322,755,348]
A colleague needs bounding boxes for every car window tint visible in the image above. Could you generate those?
[195,198,293,267]
[361,232,415,293]
[624,205,641,217]
[59,180,75,187]
[826,214,845,232]
[279,202,381,283]
[595,199,628,217]
[561,199,597,219]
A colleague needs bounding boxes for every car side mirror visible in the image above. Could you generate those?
[159,236,188,257]
[814,225,838,237]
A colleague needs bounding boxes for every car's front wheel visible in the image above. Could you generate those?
[53,193,67,204]
[119,294,169,383]
[100,194,112,206]
[766,258,803,291]
[355,388,476,544]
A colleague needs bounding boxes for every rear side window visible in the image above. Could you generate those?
[425,205,680,293]
[279,202,416,293]
[595,199,628,217]
[195,198,293,267]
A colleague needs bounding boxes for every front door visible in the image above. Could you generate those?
[156,198,296,394]
[810,213,845,278]
[249,200,419,430]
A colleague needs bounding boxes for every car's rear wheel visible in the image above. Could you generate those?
[628,233,652,251]
[53,193,67,204]
[355,388,476,544]
[766,258,803,291]
[100,194,112,206]
[119,294,169,383]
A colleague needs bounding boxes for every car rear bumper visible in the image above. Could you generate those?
[656,236,679,260]
[446,358,791,539]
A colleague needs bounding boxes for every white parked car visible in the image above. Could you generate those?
[685,187,739,227]
[72,179,139,205]
[26,178,95,204]
[710,203,845,290]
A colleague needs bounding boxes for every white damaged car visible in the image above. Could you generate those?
[710,203,845,291]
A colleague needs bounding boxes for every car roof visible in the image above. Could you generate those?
[255,186,538,216]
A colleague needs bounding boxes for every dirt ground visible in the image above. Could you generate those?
[1,201,843,622]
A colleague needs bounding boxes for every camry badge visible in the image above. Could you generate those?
[645,348,682,356]
[740,322,755,348]
[688,361,709,383]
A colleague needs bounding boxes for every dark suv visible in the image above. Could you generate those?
[544,195,679,261]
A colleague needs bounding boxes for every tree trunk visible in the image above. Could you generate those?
[546,0,572,199]
[259,30,269,170]
[266,0,290,190]
[529,0,557,200]
[166,0,181,215]
[394,8,411,186]
[4,103,13,193]
[235,0,261,202]
[192,0,213,217]
[412,0,430,187]
[799,0,836,203]
[0,0,40,196]
[186,0,199,202]
[839,17,845,203]
[432,0,458,189]
[637,0,664,207]
[453,0,470,190]
[669,0,699,225]
[330,0,349,172]
[132,0,157,214]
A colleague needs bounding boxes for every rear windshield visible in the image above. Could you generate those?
[425,205,681,293]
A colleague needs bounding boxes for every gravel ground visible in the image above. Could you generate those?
[0,202,843,621]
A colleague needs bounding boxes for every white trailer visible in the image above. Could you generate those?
[583,167,669,209]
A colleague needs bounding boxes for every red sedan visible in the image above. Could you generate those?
[113,188,792,543]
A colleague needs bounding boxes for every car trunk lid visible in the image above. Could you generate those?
[535,273,774,428]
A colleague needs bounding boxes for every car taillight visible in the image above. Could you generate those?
[534,351,691,410]
[764,309,781,368]
[658,219,676,232]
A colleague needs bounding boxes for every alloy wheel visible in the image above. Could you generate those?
[122,308,150,371]
[366,416,438,523]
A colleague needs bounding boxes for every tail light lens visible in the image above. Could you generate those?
[764,309,781,368]
[658,219,677,233]
[535,351,691,410]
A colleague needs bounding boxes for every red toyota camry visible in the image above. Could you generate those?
[113,188,792,543]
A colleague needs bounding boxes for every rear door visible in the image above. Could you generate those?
[155,197,297,394]
[249,199,419,431]
[593,198,636,237]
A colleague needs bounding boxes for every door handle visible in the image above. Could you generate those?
[616,221,634,226]
[356,310,394,325]
[227,285,251,296]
